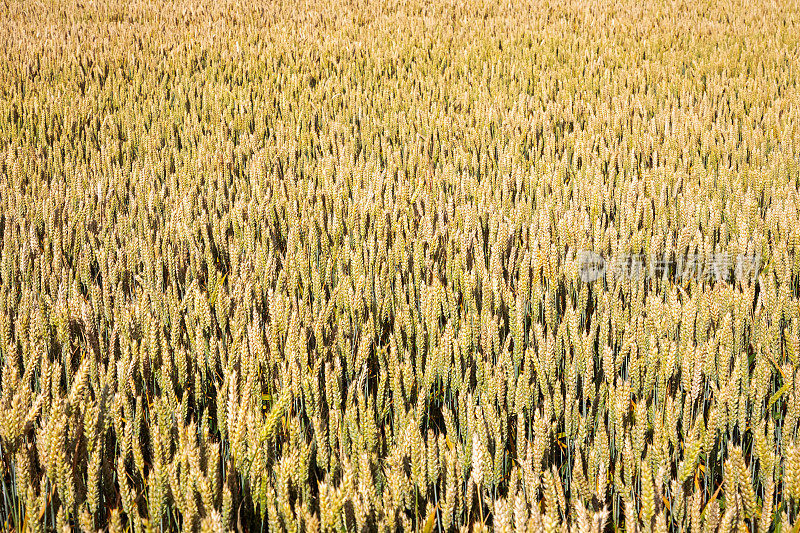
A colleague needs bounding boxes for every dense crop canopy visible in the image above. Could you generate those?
[1,0,800,531]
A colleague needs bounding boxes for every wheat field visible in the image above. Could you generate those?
[1,0,800,531]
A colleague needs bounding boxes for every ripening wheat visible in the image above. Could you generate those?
[1,0,800,531]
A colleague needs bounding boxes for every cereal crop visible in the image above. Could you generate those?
[1,0,800,531]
